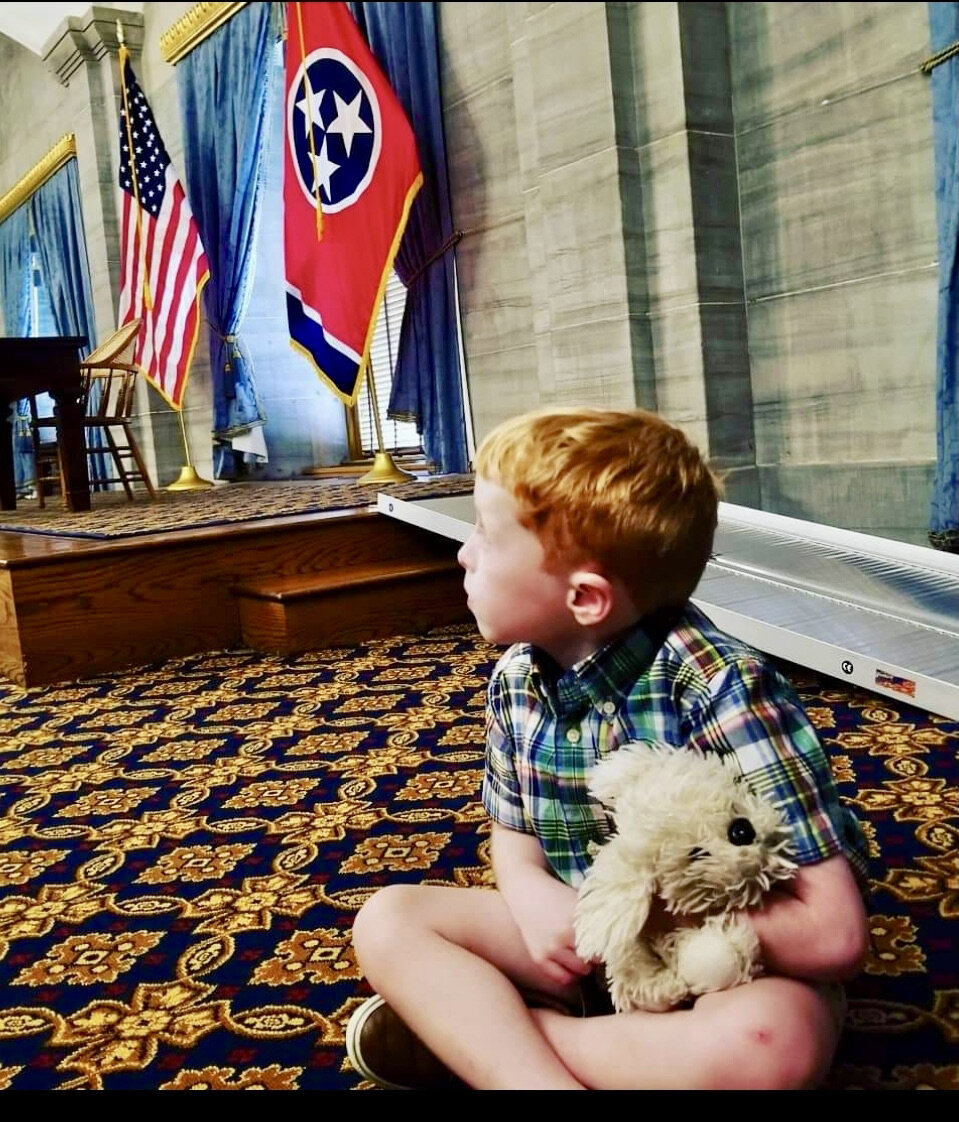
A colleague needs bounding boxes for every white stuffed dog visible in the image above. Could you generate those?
[573,742,798,1013]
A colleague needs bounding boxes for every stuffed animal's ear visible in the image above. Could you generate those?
[588,740,669,808]
[574,861,654,966]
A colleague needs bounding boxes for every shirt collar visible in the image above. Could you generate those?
[529,607,681,719]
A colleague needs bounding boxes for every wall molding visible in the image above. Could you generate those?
[42,6,144,87]
[0,134,77,224]
[161,1,249,64]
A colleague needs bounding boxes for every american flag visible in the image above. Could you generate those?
[117,46,210,409]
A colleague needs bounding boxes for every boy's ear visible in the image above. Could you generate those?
[567,568,615,626]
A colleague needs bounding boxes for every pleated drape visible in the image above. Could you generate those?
[928,2,959,548]
[176,1,277,478]
[29,161,97,355]
[0,204,34,491]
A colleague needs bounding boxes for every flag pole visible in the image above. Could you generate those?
[293,1,324,240]
[116,24,152,313]
[357,368,416,485]
[357,275,415,485]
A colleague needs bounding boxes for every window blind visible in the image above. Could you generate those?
[354,271,423,457]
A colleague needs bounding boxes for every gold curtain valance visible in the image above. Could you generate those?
[161,1,249,64]
[0,134,76,226]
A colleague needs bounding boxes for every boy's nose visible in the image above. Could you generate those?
[456,539,470,570]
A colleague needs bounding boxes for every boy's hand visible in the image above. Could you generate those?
[490,824,592,987]
[507,871,593,987]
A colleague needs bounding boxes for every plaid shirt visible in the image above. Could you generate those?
[482,602,870,888]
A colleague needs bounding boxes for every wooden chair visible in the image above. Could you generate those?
[31,319,157,507]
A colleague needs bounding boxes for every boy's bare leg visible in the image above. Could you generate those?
[531,975,845,1090]
[353,883,845,1090]
[350,883,587,1090]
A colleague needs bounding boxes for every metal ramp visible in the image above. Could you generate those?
[378,493,959,720]
[702,505,959,720]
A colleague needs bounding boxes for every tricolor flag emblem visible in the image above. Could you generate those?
[284,2,422,405]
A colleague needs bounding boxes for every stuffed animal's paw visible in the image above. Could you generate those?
[669,916,761,996]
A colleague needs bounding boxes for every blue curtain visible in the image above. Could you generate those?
[29,162,97,356]
[928,3,959,550]
[30,160,103,487]
[177,0,276,479]
[0,205,30,335]
[0,204,33,491]
[349,1,469,474]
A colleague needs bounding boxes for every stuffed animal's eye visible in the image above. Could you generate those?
[728,817,756,846]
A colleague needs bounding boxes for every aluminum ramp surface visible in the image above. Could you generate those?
[378,493,959,720]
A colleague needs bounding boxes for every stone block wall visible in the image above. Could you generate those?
[439,1,939,544]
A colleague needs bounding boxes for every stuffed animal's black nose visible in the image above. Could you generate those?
[727,817,756,846]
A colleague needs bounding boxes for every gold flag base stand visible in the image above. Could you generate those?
[166,464,214,491]
[299,454,424,478]
[166,409,213,490]
[357,451,417,485]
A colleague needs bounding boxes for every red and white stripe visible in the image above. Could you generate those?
[117,165,210,409]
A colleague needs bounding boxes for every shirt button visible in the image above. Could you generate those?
[566,728,581,744]
[602,701,616,716]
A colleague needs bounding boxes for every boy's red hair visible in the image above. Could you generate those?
[474,407,722,612]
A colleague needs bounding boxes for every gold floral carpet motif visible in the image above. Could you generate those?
[0,623,955,1090]
[0,474,476,540]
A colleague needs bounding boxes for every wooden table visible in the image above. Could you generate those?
[0,335,89,512]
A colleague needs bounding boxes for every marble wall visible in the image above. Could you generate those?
[440,1,940,544]
[727,2,938,543]
[441,1,643,443]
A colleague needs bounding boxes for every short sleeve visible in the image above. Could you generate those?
[481,666,533,833]
[684,658,867,874]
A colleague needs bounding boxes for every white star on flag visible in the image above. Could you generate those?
[326,90,372,157]
[297,85,327,129]
[312,136,340,200]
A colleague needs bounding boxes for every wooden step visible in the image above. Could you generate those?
[232,555,473,654]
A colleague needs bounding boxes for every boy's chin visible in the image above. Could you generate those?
[474,620,499,642]
[473,618,513,645]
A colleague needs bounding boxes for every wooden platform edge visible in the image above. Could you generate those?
[0,509,467,688]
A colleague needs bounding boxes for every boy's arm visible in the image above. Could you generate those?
[686,656,872,982]
[491,822,592,988]
[748,852,869,981]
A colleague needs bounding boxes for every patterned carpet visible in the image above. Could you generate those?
[0,474,476,540]
[0,623,955,1090]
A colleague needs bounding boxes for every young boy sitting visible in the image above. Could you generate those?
[347,406,870,1090]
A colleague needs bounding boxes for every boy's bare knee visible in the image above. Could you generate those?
[698,983,839,1090]
[351,883,423,965]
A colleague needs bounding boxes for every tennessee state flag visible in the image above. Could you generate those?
[284,1,423,404]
